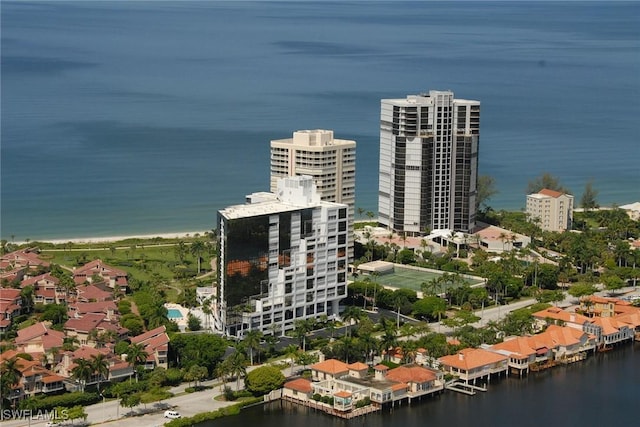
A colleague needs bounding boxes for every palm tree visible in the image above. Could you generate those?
[225,350,247,389]
[293,318,314,351]
[284,344,300,376]
[91,353,109,392]
[341,306,362,337]
[125,343,148,381]
[126,343,148,367]
[190,240,206,274]
[71,358,94,392]
[359,332,378,365]
[243,329,263,365]
[201,298,212,330]
[1,357,22,404]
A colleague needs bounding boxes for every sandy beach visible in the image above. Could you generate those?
[19,231,210,246]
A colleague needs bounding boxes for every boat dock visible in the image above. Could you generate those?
[445,381,487,395]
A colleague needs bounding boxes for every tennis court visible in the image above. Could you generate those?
[373,266,484,293]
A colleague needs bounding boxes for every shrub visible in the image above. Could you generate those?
[312,393,322,401]
[223,386,236,401]
[19,392,100,411]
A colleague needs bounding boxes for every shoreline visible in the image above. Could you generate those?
[14,231,210,246]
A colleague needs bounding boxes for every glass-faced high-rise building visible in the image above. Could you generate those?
[378,90,480,234]
[216,176,348,338]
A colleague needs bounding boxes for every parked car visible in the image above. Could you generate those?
[164,410,181,419]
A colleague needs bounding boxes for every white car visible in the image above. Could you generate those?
[164,410,181,419]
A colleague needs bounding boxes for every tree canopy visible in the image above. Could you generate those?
[244,365,285,395]
[526,172,570,195]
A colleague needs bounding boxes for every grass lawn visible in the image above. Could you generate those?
[38,238,216,303]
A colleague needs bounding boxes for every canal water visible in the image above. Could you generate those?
[202,343,639,426]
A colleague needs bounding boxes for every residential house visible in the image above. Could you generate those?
[1,350,66,403]
[438,348,508,384]
[311,358,349,381]
[471,223,530,253]
[590,317,635,348]
[532,307,592,331]
[305,359,443,412]
[283,378,314,402]
[21,273,68,305]
[129,325,170,369]
[0,249,50,274]
[73,259,128,292]
[0,288,23,332]
[75,284,113,303]
[64,313,128,346]
[15,322,65,363]
[537,325,597,360]
[56,346,133,387]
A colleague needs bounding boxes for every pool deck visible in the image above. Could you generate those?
[164,303,189,330]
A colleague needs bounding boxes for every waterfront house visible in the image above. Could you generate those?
[533,325,597,361]
[590,317,635,348]
[488,336,541,375]
[615,311,640,340]
[438,348,508,384]
[288,358,443,417]
[532,307,592,331]
[311,358,349,381]
[283,378,313,402]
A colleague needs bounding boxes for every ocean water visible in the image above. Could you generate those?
[2,1,639,241]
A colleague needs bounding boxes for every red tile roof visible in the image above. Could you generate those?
[439,348,508,370]
[538,188,565,198]
[311,359,349,375]
[284,378,312,393]
[386,365,437,384]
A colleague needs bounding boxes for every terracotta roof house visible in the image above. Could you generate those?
[0,288,23,331]
[283,378,314,402]
[615,311,640,340]
[311,358,349,381]
[438,348,508,383]
[385,365,442,395]
[0,249,50,271]
[590,317,635,347]
[69,300,118,320]
[56,345,133,385]
[532,325,597,360]
[75,284,113,302]
[0,354,65,402]
[488,336,541,374]
[532,307,592,331]
[73,259,128,291]
[299,359,444,414]
[130,325,169,369]
[21,273,68,305]
[471,223,531,253]
[64,313,128,346]
[15,322,65,358]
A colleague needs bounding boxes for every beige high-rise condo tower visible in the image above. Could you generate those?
[378,90,480,235]
[271,130,356,258]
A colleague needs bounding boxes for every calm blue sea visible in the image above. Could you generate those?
[2,1,639,241]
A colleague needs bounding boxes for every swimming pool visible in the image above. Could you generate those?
[167,308,183,319]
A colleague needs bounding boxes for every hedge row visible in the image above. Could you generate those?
[19,392,100,411]
[164,397,263,427]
